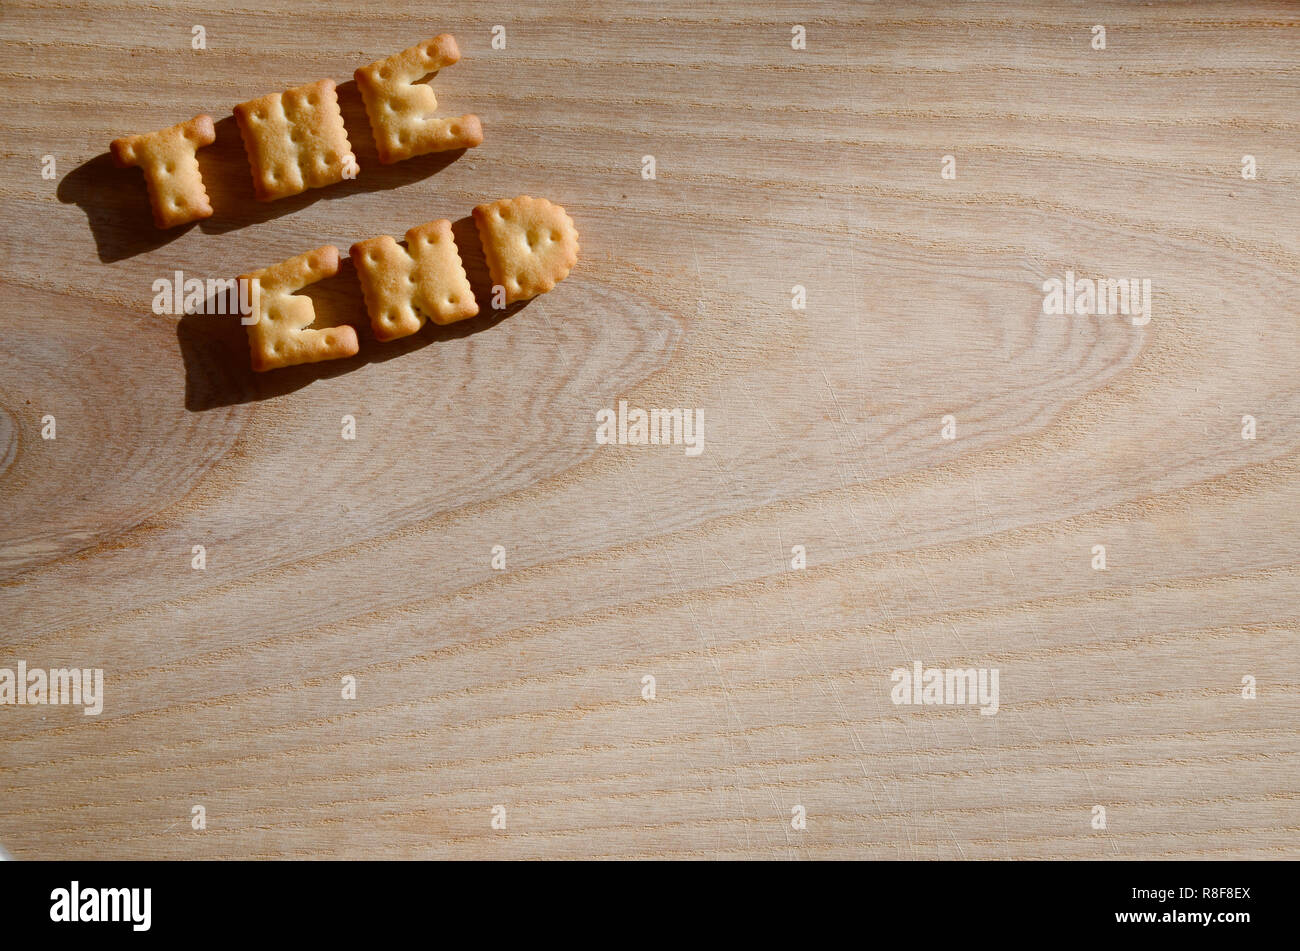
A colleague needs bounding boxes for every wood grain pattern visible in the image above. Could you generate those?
[1,0,1297,860]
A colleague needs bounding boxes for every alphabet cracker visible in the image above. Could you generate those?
[349,219,478,342]
[109,115,217,229]
[239,246,359,372]
[233,79,357,201]
[355,34,483,164]
[472,196,579,304]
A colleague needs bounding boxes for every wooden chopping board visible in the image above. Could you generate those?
[0,0,1297,859]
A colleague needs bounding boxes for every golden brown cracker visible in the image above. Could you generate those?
[355,34,483,164]
[109,114,217,228]
[350,219,478,342]
[233,79,357,201]
[239,246,359,371]
[472,196,580,304]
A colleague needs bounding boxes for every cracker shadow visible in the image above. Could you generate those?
[179,218,531,411]
[55,153,195,262]
[60,80,469,260]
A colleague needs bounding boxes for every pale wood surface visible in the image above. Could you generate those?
[1,0,1297,860]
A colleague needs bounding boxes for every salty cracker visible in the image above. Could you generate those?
[472,196,579,304]
[233,79,357,201]
[109,114,216,229]
[239,246,359,372]
[350,219,478,342]
[355,34,483,164]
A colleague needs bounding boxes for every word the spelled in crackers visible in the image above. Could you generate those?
[473,196,580,305]
[109,115,217,228]
[351,219,477,341]
[239,246,360,372]
[355,34,483,164]
[107,35,482,225]
[234,79,357,202]
[237,198,577,371]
